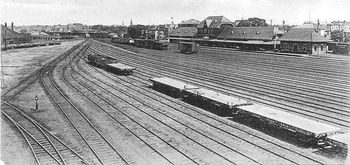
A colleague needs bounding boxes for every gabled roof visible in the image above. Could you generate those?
[1,25,28,39]
[217,27,276,41]
[169,27,197,37]
[179,19,200,25]
[197,16,233,29]
[279,28,331,42]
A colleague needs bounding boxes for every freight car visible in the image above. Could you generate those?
[134,39,168,50]
[87,53,135,75]
[111,37,134,45]
[149,77,343,148]
[178,42,199,54]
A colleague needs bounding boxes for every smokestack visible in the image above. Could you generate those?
[11,22,13,31]
[270,20,272,26]
[282,20,285,27]
[4,22,7,28]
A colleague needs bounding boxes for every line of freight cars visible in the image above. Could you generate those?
[111,37,168,50]
[149,77,348,151]
[86,52,135,75]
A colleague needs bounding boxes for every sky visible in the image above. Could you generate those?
[1,0,349,26]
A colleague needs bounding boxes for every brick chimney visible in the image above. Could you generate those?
[11,22,14,31]
[4,22,7,28]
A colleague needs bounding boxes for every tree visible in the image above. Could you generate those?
[330,30,344,42]
[19,29,27,34]
[237,17,268,27]
[127,25,146,39]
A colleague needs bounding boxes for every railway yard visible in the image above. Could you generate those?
[1,39,350,165]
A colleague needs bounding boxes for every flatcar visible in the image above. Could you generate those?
[149,77,343,147]
[87,53,135,75]
[236,104,340,146]
[327,133,350,152]
[87,53,117,68]
[106,63,135,75]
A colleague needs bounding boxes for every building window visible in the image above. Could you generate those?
[231,31,234,34]
[256,31,260,34]
[314,45,317,51]
[321,45,324,51]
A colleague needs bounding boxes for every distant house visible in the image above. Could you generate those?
[178,19,200,27]
[169,19,200,39]
[30,31,54,41]
[1,25,31,46]
[197,16,234,38]
[279,28,331,55]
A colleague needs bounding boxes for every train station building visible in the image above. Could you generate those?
[279,28,331,55]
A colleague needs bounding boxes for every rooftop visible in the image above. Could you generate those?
[169,27,197,37]
[197,16,233,29]
[179,19,200,25]
[217,26,276,41]
[279,28,331,42]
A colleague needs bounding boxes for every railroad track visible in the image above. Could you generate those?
[1,99,88,165]
[199,46,350,75]
[71,42,248,164]
[78,54,334,164]
[107,40,350,81]
[74,44,335,164]
[88,40,350,129]
[112,41,350,96]
[64,42,202,165]
[1,41,84,101]
[109,41,350,95]
[38,42,130,165]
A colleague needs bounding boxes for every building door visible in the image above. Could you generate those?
[293,45,298,52]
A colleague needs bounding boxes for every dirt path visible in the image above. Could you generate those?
[1,40,83,165]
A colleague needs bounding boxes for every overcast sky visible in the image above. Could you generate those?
[1,0,349,26]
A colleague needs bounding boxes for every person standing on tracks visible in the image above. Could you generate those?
[35,95,38,111]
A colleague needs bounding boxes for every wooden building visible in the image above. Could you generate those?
[279,28,331,55]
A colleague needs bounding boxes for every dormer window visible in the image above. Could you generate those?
[192,30,196,33]
[214,20,218,23]
[256,31,260,34]
[177,30,180,33]
[231,31,234,34]
[243,31,246,34]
